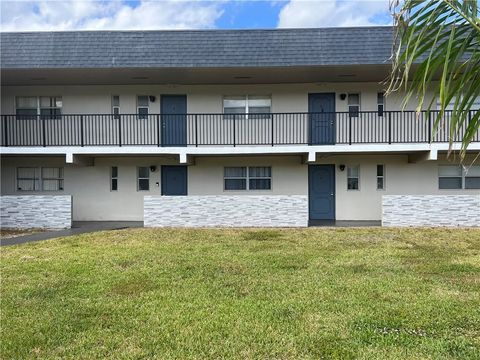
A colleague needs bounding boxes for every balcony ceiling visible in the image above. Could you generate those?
[1,64,392,86]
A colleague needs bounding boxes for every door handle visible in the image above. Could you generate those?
[330,193,334,196]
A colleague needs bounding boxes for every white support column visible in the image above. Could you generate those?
[179,152,188,164]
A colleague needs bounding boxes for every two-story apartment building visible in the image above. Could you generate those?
[1,27,479,228]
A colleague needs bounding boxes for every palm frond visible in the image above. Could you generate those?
[387,0,480,160]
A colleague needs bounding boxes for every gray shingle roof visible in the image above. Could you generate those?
[0,27,393,69]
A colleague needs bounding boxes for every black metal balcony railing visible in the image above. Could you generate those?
[0,111,478,147]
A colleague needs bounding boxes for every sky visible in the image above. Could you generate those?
[0,0,393,32]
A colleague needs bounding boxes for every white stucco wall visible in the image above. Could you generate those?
[1,154,478,222]
[0,82,435,115]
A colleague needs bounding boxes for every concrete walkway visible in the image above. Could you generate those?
[1,221,143,247]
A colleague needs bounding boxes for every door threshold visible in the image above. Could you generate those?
[309,220,381,227]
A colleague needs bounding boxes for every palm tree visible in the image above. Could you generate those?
[387,0,479,158]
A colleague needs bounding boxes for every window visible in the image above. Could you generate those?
[137,96,149,119]
[15,96,62,119]
[40,97,62,118]
[16,167,64,191]
[348,93,360,117]
[223,95,271,119]
[249,167,272,190]
[438,166,462,189]
[15,97,38,118]
[112,95,120,119]
[224,167,247,190]
[437,96,480,111]
[17,167,39,191]
[224,166,272,190]
[137,167,150,191]
[377,92,385,117]
[42,167,64,191]
[111,166,118,191]
[347,165,360,190]
[465,166,480,189]
[377,164,385,190]
[439,165,480,189]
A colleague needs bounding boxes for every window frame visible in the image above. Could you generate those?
[347,93,360,118]
[248,166,272,190]
[376,164,385,190]
[16,167,64,192]
[438,165,463,190]
[377,92,385,117]
[224,166,247,191]
[223,166,272,191]
[223,95,271,119]
[137,166,150,191]
[439,165,480,190]
[465,166,480,189]
[137,95,149,120]
[15,96,63,118]
[16,167,40,191]
[347,165,360,191]
[111,166,118,191]
[112,95,120,120]
[41,167,64,191]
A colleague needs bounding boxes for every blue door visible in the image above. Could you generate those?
[309,93,335,145]
[308,165,335,220]
[161,95,187,146]
[162,166,187,195]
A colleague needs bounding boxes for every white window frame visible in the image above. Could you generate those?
[465,165,480,189]
[439,165,480,190]
[112,95,120,119]
[377,92,385,117]
[347,165,360,191]
[223,95,271,119]
[16,167,40,191]
[41,167,64,191]
[137,166,150,191]
[111,166,118,191]
[348,93,360,118]
[137,95,149,119]
[224,166,272,191]
[16,167,64,192]
[376,164,385,190]
[15,96,62,117]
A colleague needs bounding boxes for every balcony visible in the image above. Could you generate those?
[1,111,478,147]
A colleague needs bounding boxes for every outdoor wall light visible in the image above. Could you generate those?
[149,96,156,102]
[339,93,347,101]
[150,166,157,172]
[339,164,346,171]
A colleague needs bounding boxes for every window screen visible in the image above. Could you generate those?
[347,165,360,190]
[438,166,462,189]
[138,167,150,191]
[17,167,39,191]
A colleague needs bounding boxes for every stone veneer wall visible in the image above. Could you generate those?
[1,195,72,229]
[382,195,480,227]
[144,195,308,227]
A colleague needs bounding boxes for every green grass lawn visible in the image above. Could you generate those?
[1,228,479,359]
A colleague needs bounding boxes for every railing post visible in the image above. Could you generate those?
[388,112,392,144]
[157,114,161,147]
[271,113,274,146]
[41,115,46,147]
[348,114,352,145]
[80,115,84,147]
[118,114,122,147]
[3,115,8,147]
[233,114,236,147]
[428,111,431,143]
[195,114,198,147]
